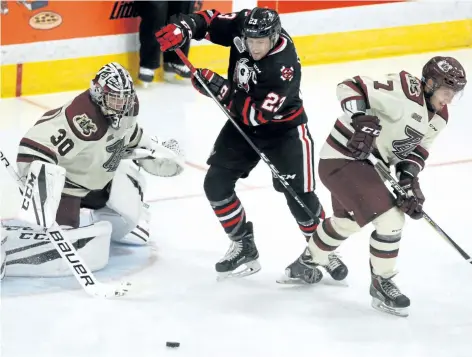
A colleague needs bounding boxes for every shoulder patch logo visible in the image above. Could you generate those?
[72,114,97,137]
[280,66,294,81]
[405,73,422,98]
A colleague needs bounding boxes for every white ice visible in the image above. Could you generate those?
[1,49,471,357]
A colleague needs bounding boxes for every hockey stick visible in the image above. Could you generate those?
[0,150,132,297]
[369,154,472,264]
[173,48,320,221]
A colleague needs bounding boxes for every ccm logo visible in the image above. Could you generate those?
[21,173,37,210]
[361,126,381,136]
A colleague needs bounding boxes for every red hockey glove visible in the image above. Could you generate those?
[155,14,194,52]
[394,175,425,220]
[347,114,382,160]
[191,69,230,104]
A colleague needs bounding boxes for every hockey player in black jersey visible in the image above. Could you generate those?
[156,7,346,282]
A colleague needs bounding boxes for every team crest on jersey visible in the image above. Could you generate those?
[72,114,97,137]
[280,66,294,81]
[405,73,422,98]
[392,126,424,160]
[234,58,257,92]
[103,138,126,172]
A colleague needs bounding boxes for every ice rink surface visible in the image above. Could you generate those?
[1,48,471,357]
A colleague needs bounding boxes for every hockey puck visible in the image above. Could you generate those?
[166,341,180,348]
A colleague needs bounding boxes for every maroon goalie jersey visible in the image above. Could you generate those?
[192,9,307,134]
[17,91,142,198]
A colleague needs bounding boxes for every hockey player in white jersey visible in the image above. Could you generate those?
[1,62,185,279]
[282,56,467,317]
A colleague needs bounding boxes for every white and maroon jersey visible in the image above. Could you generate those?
[320,71,449,175]
[17,90,142,197]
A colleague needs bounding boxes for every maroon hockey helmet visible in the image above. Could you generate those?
[422,56,467,93]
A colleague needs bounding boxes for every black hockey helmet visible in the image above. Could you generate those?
[242,7,281,47]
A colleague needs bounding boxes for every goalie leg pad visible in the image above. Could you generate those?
[1,229,6,280]
[106,160,145,227]
[117,202,151,245]
[91,161,149,245]
[19,161,65,228]
[3,221,112,277]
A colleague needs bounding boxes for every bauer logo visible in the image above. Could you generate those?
[29,11,62,30]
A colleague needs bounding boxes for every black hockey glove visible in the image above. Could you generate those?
[191,69,230,104]
[394,174,425,220]
[347,114,382,160]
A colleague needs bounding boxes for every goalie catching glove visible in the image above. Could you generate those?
[128,134,185,177]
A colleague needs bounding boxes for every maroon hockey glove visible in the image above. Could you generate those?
[191,69,230,104]
[347,114,382,160]
[394,176,425,220]
[155,14,194,52]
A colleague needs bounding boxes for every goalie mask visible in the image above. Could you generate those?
[422,56,467,112]
[90,62,136,129]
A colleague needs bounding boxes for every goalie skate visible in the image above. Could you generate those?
[215,222,261,281]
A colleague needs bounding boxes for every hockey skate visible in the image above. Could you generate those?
[138,67,155,88]
[215,222,261,281]
[323,252,348,281]
[277,247,323,284]
[370,274,410,317]
[278,248,348,284]
[164,62,191,82]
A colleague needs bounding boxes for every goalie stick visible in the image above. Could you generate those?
[369,154,472,264]
[172,48,322,222]
[0,150,131,297]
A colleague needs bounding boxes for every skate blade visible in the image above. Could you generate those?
[276,274,314,285]
[138,81,152,89]
[371,298,409,317]
[276,266,322,285]
[217,260,261,281]
[164,72,190,83]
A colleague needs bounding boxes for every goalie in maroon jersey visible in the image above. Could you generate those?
[156,7,338,281]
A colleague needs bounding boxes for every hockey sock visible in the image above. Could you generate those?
[309,218,347,265]
[210,193,247,240]
[369,231,401,277]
